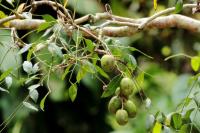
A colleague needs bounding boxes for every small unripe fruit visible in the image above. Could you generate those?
[124,100,137,118]
[100,54,115,72]
[116,109,128,125]
[108,96,122,114]
[115,87,120,95]
[120,77,134,97]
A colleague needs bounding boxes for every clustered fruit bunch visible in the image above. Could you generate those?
[100,54,137,125]
[108,77,137,125]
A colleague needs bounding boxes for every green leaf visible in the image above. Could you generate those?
[101,75,122,98]
[95,65,110,79]
[135,72,144,88]
[0,68,13,82]
[175,0,183,13]
[27,47,35,61]
[37,22,54,32]
[128,47,153,59]
[171,113,182,130]
[18,44,33,54]
[191,56,200,72]
[42,14,56,22]
[82,61,96,74]
[72,30,82,45]
[191,109,200,132]
[76,66,87,83]
[48,43,63,58]
[6,0,14,7]
[123,54,137,71]
[40,93,49,111]
[23,102,38,111]
[29,89,39,103]
[85,39,95,52]
[61,64,72,80]
[69,84,77,102]
[152,122,162,133]
[182,108,194,123]
[0,87,9,93]
[27,84,40,91]
[179,124,190,133]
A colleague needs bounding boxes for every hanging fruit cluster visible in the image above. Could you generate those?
[108,77,137,125]
[100,54,137,125]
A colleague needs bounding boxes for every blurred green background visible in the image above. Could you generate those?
[0,0,200,133]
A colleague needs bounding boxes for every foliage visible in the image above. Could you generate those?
[0,0,199,133]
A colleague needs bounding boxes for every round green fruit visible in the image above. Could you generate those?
[124,100,137,118]
[120,77,134,97]
[108,96,122,114]
[115,87,120,96]
[116,109,128,125]
[100,54,115,72]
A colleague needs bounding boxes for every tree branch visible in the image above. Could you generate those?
[4,3,199,37]
[9,14,200,36]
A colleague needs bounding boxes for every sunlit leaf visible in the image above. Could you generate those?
[23,102,38,111]
[37,22,54,32]
[6,0,14,7]
[191,56,200,72]
[48,43,63,58]
[0,11,9,26]
[152,121,162,133]
[69,84,77,102]
[27,84,40,91]
[29,89,39,103]
[18,44,33,54]
[63,0,68,8]
[154,0,157,10]
[40,93,49,111]
[23,61,33,74]
[42,14,56,22]
[5,76,12,88]
[0,68,13,82]
[0,87,9,93]
[32,63,39,74]
[101,75,122,98]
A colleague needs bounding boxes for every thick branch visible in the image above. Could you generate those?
[9,14,200,36]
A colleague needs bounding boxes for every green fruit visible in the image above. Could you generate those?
[120,77,134,97]
[108,96,122,114]
[100,55,115,72]
[116,109,128,125]
[115,87,120,95]
[124,100,137,118]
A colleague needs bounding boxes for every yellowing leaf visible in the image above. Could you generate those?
[0,11,10,27]
[64,0,68,8]
[153,122,162,133]
[154,0,157,10]
[191,56,200,72]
